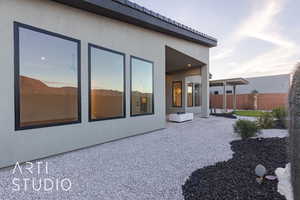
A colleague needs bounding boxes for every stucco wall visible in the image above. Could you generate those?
[0,0,210,168]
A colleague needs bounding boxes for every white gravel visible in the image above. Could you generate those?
[259,129,288,138]
[0,116,288,200]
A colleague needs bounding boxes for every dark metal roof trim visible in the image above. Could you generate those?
[210,78,249,87]
[51,0,218,47]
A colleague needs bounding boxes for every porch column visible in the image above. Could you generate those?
[223,81,227,113]
[201,64,209,118]
[233,85,237,111]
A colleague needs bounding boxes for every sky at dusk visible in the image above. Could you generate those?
[130,0,300,79]
[19,27,78,88]
[131,58,153,93]
[91,47,124,91]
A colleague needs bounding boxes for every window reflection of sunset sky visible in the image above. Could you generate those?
[131,58,153,94]
[91,47,124,92]
[19,27,78,88]
[19,27,153,93]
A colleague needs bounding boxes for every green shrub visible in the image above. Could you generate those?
[233,120,260,139]
[272,107,287,120]
[257,112,274,129]
[272,107,287,128]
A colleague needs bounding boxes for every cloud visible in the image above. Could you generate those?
[228,47,297,77]
[213,0,299,78]
[211,48,234,60]
[235,0,292,47]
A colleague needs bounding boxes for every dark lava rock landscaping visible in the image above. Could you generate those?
[210,113,237,119]
[182,137,288,200]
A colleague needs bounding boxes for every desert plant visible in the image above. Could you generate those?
[272,107,288,129]
[233,119,260,139]
[289,64,300,200]
[256,112,274,129]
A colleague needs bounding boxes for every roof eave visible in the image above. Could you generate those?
[51,0,218,47]
[210,78,249,87]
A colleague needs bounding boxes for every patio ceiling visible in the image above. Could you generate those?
[165,46,204,74]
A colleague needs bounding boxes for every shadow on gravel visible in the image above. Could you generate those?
[182,137,288,200]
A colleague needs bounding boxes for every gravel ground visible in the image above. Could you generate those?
[182,137,288,200]
[0,116,287,200]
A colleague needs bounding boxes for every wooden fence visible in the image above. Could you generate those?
[210,93,288,110]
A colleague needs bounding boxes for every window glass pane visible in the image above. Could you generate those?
[187,83,193,107]
[90,46,125,120]
[195,83,201,106]
[172,81,182,107]
[131,57,153,115]
[18,26,79,128]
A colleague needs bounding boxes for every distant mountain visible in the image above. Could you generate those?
[91,89,123,96]
[20,76,77,95]
[20,76,48,90]
[131,91,152,96]
[20,76,152,97]
[20,76,125,96]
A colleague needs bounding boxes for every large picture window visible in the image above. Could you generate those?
[187,83,194,107]
[130,56,154,116]
[172,81,182,107]
[89,44,125,121]
[14,22,81,130]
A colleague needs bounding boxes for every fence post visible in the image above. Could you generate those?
[253,93,258,110]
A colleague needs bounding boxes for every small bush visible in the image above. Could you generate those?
[233,120,260,139]
[257,112,274,129]
[272,107,287,129]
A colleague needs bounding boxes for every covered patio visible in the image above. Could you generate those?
[165,46,210,118]
[210,78,249,112]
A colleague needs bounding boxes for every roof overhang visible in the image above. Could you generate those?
[166,46,205,74]
[51,0,218,47]
[210,78,249,87]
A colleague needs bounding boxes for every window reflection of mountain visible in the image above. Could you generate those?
[20,76,77,94]
[91,88,124,119]
[19,75,78,127]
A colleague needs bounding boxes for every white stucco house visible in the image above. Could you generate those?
[0,0,217,168]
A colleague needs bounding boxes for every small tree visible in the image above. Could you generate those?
[233,119,260,139]
[272,107,287,129]
[251,89,259,94]
[257,112,274,129]
[289,63,300,200]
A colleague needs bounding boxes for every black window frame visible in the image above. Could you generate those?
[187,82,194,107]
[130,56,155,117]
[214,91,219,95]
[88,43,126,122]
[14,22,82,131]
[172,81,183,108]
